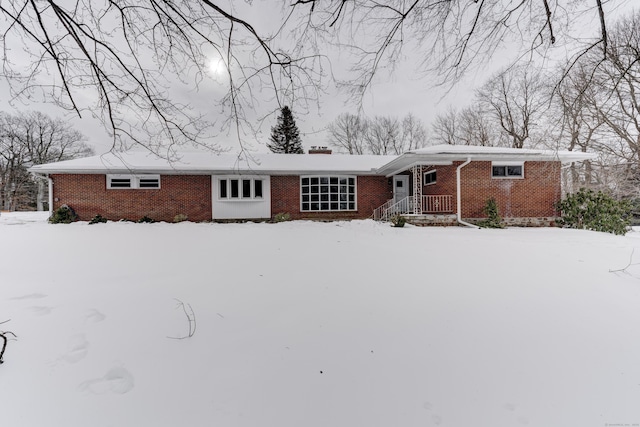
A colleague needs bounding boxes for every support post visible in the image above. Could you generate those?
[412,165,423,214]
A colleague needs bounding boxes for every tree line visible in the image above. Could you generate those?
[0,112,92,211]
[0,1,618,155]
[421,10,640,199]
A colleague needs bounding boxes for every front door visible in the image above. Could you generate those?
[393,175,409,203]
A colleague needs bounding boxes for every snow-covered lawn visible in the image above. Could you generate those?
[1,212,640,427]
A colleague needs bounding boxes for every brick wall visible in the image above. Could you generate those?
[51,174,212,222]
[271,175,392,220]
[51,162,560,223]
[422,161,561,218]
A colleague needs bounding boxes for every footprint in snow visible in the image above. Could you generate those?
[79,366,135,395]
[28,306,52,316]
[60,334,89,364]
[84,309,106,324]
[10,293,48,300]
[503,402,516,411]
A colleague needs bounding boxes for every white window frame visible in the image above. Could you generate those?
[218,177,264,201]
[300,175,357,212]
[491,162,524,179]
[424,169,437,186]
[107,174,161,189]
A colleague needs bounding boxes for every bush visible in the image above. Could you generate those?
[49,205,77,224]
[478,197,504,228]
[390,214,406,228]
[137,215,156,223]
[173,213,188,223]
[273,212,291,223]
[88,214,108,225]
[556,188,631,235]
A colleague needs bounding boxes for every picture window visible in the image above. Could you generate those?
[301,176,356,211]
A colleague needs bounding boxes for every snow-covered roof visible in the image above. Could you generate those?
[407,145,593,159]
[29,145,597,176]
[377,144,597,176]
[29,151,397,175]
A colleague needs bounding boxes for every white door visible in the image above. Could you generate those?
[393,175,409,203]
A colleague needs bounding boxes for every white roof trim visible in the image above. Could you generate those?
[29,145,597,177]
[29,151,397,176]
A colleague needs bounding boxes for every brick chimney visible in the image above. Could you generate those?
[308,146,332,154]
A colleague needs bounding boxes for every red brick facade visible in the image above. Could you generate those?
[51,174,212,222]
[271,175,392,220]
[51,161,559,223]
[420,161,561,218]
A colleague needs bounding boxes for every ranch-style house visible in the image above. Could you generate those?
[29,145,593,226]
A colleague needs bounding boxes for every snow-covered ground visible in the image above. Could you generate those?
[1,212,640,427]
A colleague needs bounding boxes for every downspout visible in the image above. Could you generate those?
[456,158,479,228]
[47,175,53,217]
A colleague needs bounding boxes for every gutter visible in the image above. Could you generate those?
[456,158,479,229]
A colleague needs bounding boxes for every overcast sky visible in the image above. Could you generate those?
[0,1,636,155]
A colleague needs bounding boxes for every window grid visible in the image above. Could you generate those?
[218,178,264,200]
[301,176,356,212]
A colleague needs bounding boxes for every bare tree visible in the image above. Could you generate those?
[291,0,617,98]
[430,104,497,146]
[327,113,366,154]
[548,63,605,189]
[0,111,92,211]
[329,113,427,154]
[364,116,399,155]
[400,113,428,151]
[458,104,497,147]
[0,1,621,153]
[476,65,550,149]
[431,107,459,146]
[590,12,640,167]
[0,1,322,154]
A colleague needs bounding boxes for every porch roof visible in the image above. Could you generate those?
[375,144,597,176]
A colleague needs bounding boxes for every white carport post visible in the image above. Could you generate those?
[412,164,422,214]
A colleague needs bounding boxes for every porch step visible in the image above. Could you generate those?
[403,214,458,227]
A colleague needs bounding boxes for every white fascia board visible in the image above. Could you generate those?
[491,160,525,166]
[30,166,385,176]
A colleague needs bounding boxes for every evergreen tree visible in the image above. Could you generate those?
[268,106,304,154]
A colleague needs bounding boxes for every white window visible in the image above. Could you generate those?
[219,178,264,200]
[424,170,437,185]
[301,176,356,211]
[107,174,160,189]
[491,162,524,179]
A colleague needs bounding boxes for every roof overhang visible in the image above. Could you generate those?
[375,146,597,176]
[28,152,397,176]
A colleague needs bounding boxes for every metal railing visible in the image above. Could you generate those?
[373,195,453,221]
[422,195,453,213]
